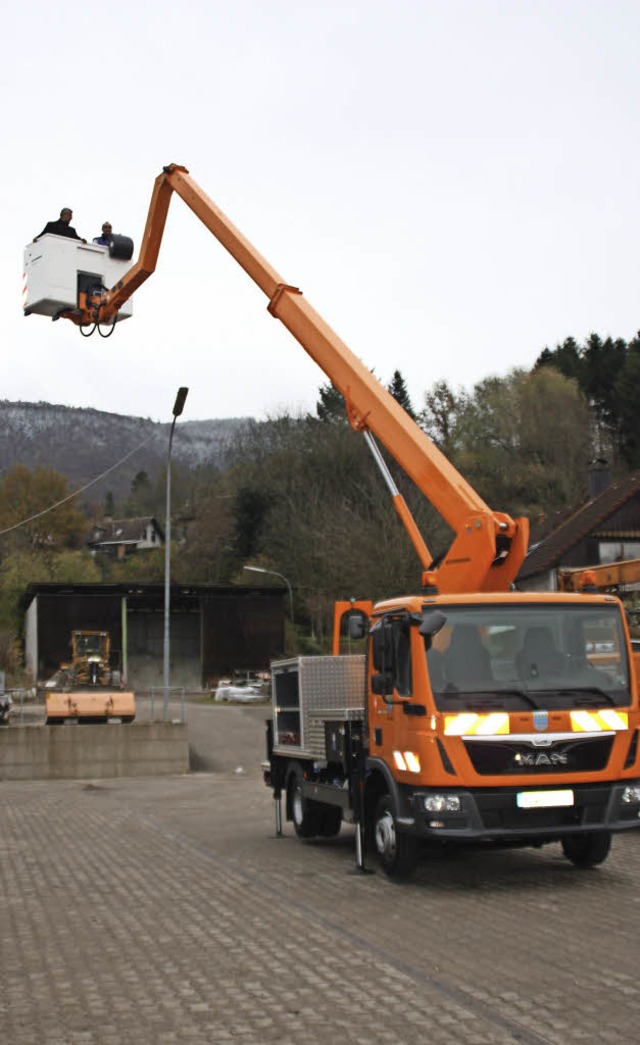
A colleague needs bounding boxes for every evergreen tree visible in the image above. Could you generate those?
[535,338,583,385]
[536,331,638,467]
[387,370,416,420]
[233,486,272,560]
[315,383,346,423]
[613,333,640,467]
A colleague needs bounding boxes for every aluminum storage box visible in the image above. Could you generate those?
[271,655,365,758]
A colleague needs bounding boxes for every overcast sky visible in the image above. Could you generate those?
[2,1,639,424]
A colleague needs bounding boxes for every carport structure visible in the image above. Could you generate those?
[22,582,285,690]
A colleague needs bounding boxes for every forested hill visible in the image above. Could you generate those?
[0,400,250,492]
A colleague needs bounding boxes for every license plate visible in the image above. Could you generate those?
[517,790,574,809]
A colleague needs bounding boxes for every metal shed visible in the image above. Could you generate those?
[22,582,285,690]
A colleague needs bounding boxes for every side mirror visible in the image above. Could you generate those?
[419,609,447,649]
[348,614,367,640]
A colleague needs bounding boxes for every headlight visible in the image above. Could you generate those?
[621,785,640,804]
[424,794,461,813]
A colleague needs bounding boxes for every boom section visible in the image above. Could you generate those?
[76,164,529,593]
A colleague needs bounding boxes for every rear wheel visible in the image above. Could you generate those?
[289,766,322,838]
[374,794,417,879]
[561,831,611,868]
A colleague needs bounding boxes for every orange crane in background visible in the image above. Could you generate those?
[24,165,640,878]
[558,561,640,655]
[558,560,640,593]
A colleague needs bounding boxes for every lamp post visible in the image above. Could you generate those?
[243,565,294,624]
[163,386,189,721]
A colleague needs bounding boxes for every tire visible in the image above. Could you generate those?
[289,766,322,838]
[374,794,417,879]
[317,805,342,838]
[46,717,63,725]
[561,831,612,868]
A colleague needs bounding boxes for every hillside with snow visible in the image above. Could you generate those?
[0,400,251,495]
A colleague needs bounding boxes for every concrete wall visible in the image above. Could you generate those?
[0,722,189,781]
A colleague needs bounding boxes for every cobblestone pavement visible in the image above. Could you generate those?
[2,704,640,1044]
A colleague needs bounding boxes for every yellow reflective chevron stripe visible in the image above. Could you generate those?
[570,710,628,732]
[444,712,510,736]
[444,710,628,736]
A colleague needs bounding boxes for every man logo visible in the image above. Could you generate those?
[533,710,549,732]
[515,751,569,767]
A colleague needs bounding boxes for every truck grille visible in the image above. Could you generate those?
[464,735,613,775]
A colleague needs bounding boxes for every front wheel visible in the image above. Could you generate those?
[374,794,417,879]
[561,831,611,868]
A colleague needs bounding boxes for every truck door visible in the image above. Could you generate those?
[369,615,413,762]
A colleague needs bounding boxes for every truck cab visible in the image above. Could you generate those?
[361,592,639,872]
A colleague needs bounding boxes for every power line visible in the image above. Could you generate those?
[0,434,157,539]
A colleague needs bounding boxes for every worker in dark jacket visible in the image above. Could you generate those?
[34,208,86,243]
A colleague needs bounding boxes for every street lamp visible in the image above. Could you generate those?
[163,386,189,721]
[243,565,294,624]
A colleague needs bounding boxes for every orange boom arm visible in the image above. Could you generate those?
[67,164,529,593]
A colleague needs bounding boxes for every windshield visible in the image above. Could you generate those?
[426,603,631,711]
[75,634,104,655]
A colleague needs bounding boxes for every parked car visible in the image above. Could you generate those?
[214,671,270,704]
